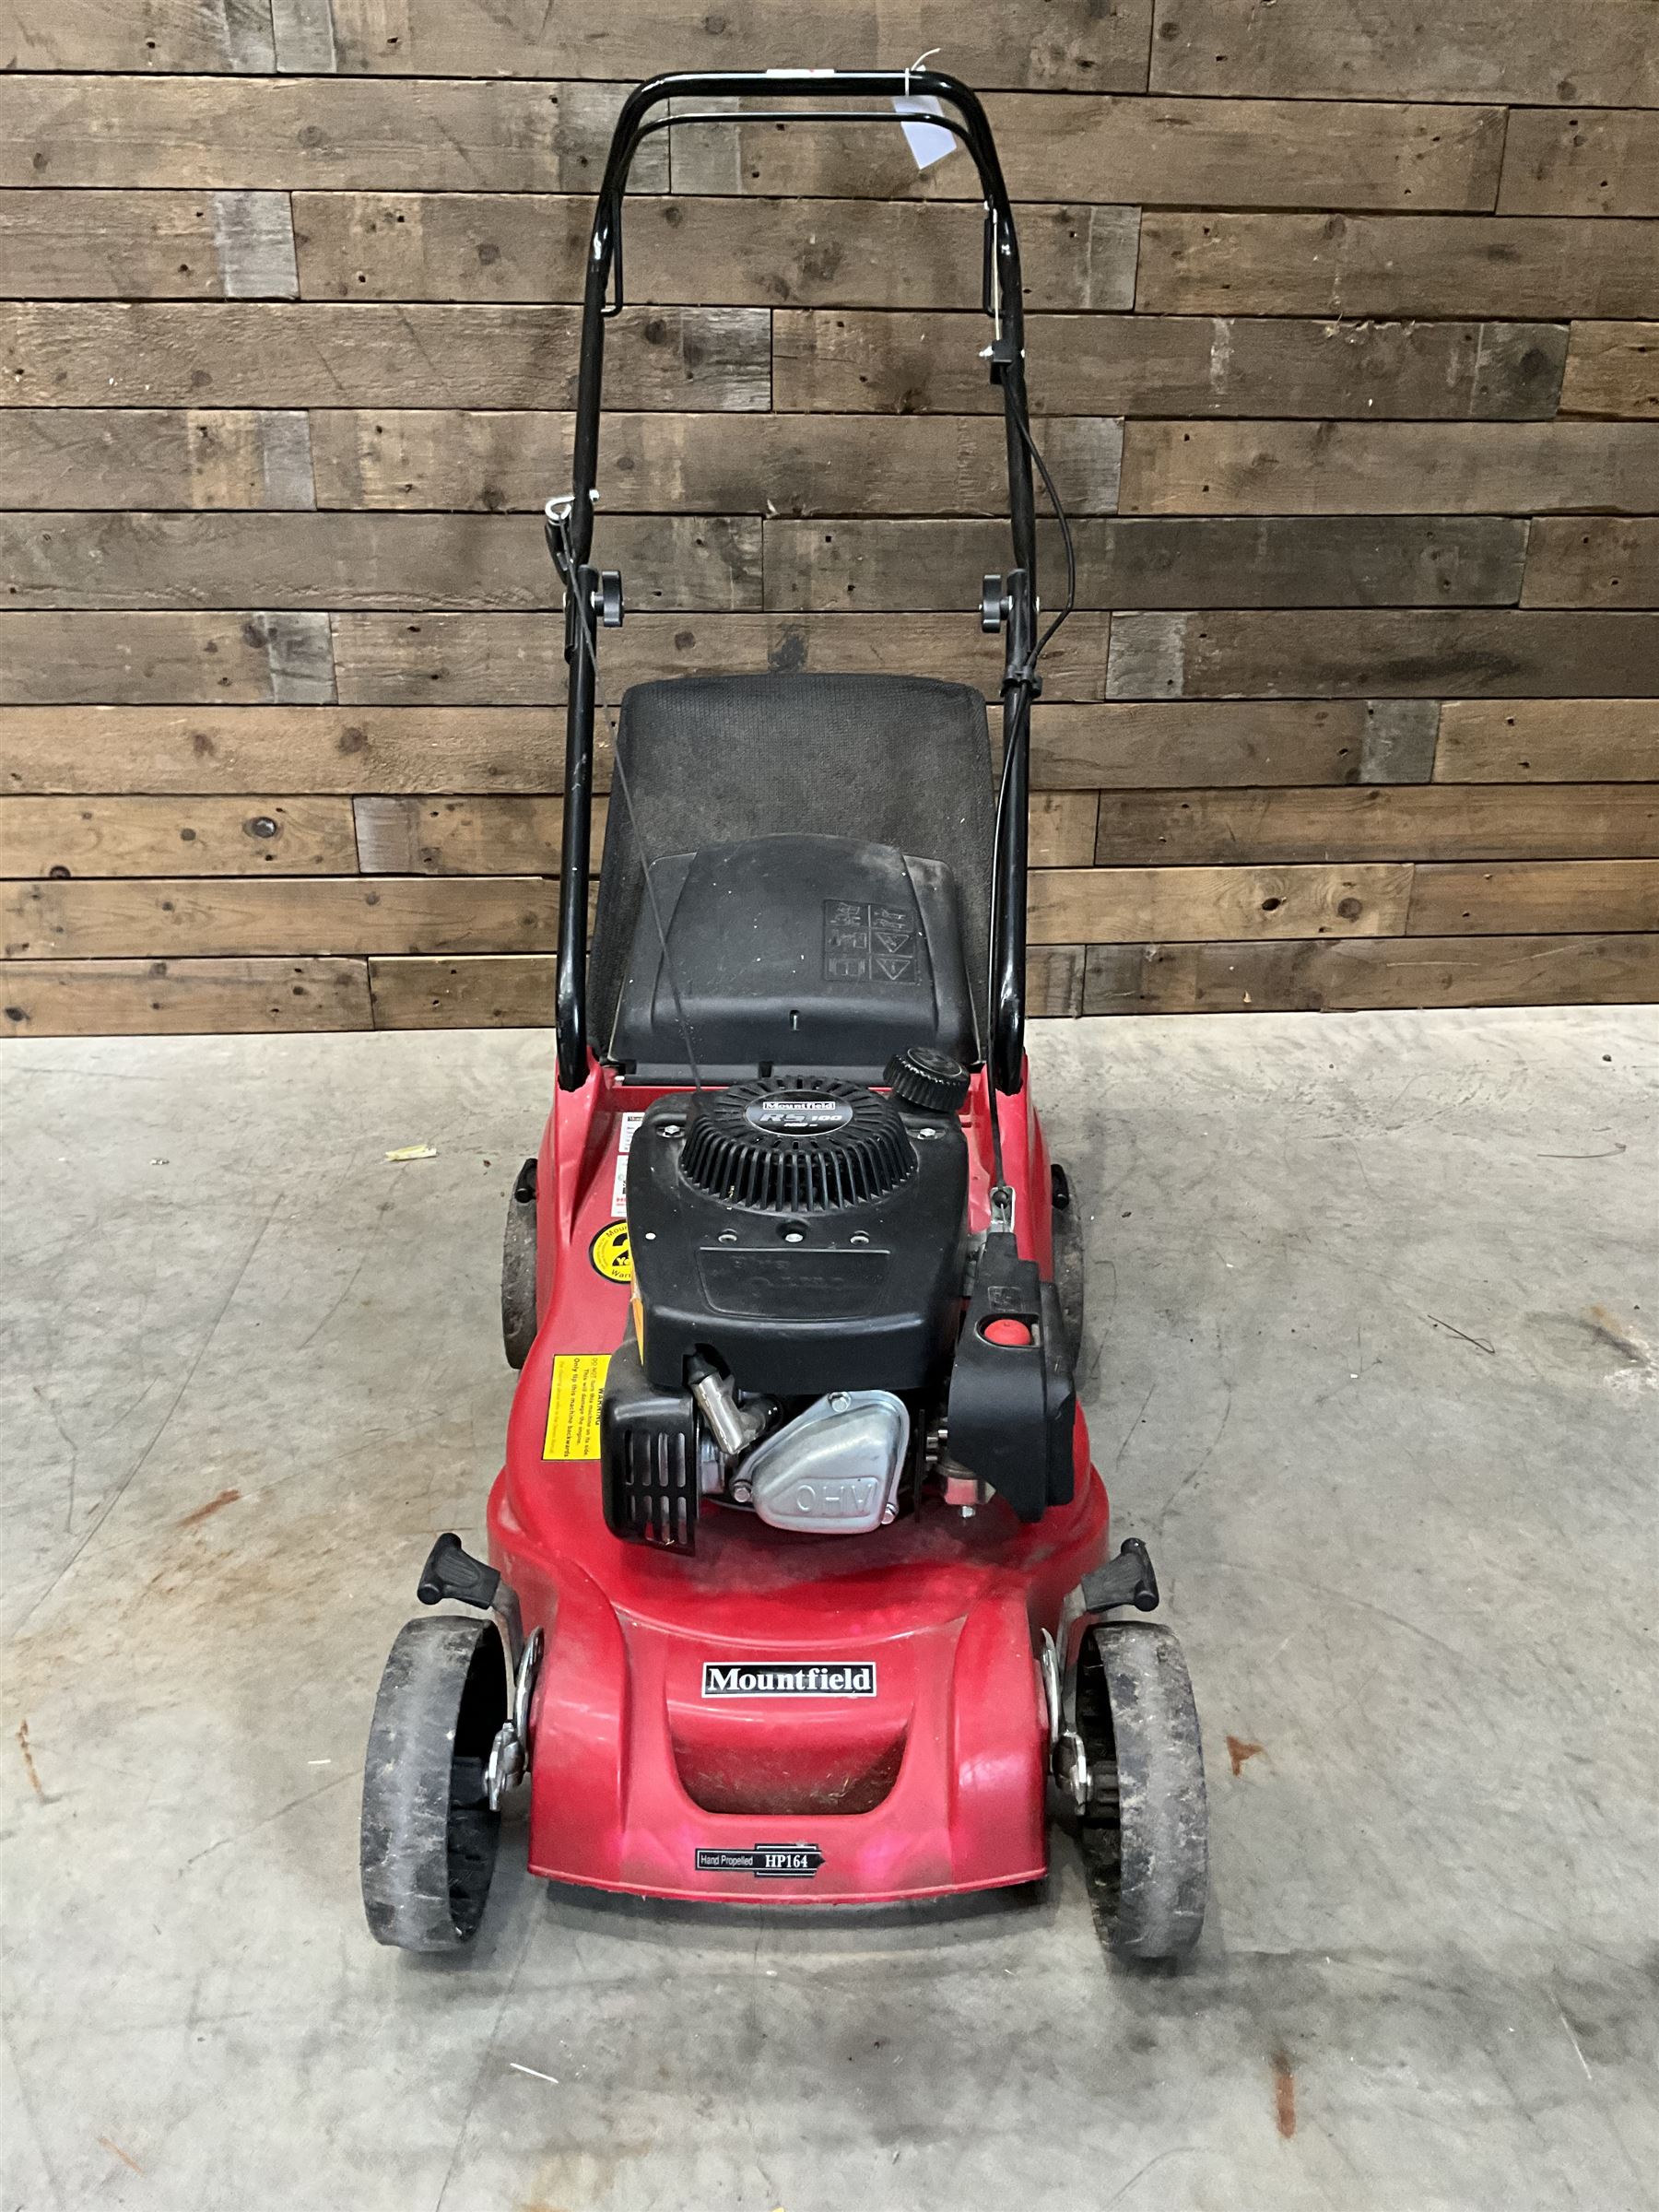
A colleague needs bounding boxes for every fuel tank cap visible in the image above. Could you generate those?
[883,1045,970,1115]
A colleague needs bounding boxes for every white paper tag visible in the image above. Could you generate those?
[610,1111,647,1216]
[892,94,957,171]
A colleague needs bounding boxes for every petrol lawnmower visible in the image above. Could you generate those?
[360,68,1208,1956]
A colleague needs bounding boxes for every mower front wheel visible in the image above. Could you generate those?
[360,1615,509,1950]
[1073,1620,1208,1960]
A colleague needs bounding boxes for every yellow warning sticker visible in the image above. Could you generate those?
[589,1219,632,1284]
[543,1353,611,1461]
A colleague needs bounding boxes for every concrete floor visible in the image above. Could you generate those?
[3,1007,1655,2212]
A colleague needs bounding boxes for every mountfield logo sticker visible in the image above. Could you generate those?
[695,1843,826,1879]
[700,1660,877,1699]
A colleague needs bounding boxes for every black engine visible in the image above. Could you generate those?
[629,1076,969,1399]
[602,1060,1076,1551]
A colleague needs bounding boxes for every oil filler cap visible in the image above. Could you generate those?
[884,1045,970,1116]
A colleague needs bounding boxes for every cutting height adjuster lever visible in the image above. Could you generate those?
[1078,1537,1160,1617]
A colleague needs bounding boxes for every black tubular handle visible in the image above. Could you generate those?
[554,70,1039,1093]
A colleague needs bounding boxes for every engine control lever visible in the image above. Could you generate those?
[1078,1536,1159,1617]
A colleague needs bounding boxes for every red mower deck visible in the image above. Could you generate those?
[492,1065,1108,1904]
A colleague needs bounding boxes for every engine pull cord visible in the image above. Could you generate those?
[547,499,704,1093]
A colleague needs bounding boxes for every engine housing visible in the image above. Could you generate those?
[628,1077,969,1399]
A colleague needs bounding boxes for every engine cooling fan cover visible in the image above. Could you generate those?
[679,1077,915,1214]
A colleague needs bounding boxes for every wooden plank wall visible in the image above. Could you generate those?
[2,0,1656,1038]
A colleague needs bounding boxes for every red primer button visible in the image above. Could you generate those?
[983,1317,1033,1347]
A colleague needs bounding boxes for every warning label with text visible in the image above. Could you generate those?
[543,1354,611,1461]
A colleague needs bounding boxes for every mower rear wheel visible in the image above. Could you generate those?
[360,1615,509,1950]
[1074,1620,1207,1960]
[1050,1161,1085,1371]
[501,1156,538,1370]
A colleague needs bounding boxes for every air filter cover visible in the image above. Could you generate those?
[679,1077,914,1214]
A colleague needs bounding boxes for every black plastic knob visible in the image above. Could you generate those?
[884,1046,970,1116]
[417,1533,501,1612]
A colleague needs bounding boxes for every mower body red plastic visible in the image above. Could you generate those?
[488,1060,1109,1904]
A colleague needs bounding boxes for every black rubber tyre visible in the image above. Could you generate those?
[360,1615,509,1951]
[501,1157,538,1371]
[1075,1620,1207,1960]
[1050,1161,1086,1371]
